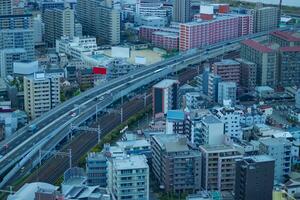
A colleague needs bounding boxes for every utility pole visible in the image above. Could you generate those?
[38,149,72,168]
[70,124,102,144]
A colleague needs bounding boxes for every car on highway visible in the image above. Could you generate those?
[69,112,76,117]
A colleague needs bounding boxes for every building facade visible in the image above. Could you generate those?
[212,59,241,86]
[200,145,242,192]
[235,58,257,91]
[152,79,179,117]
[76,0,120,45]
[108,155,149,200]
[218,81,237,106]
[241,39,277,87]
[235,155,275,200]
[259,138,292,183]
[151,134,201,193]
[24,72,62,119]
[86,152,108,187]
[173,0,191,23]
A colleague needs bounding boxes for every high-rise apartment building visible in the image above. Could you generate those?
[278,46,300,87]
[151,134,201,193]
[173,0,191,23]
[24,72,61,119]
[0,48,27,77]
[235,155,275,200]
[200,145,242,192]
[259,137,292,183]
[0,7,34,77]
[179,15,239,51]
[108,155,149,200]
[235,58,257,91]
[218,81,237,106]
[0,0,12,15]
[248,6,279,33]
[241,39,277,87]
[212,59,241,86]
[270,31,300,47]
[43,7,74,47]
[152,79,179,117]
[76,0,120,45]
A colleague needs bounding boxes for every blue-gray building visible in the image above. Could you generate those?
[86,152,108,187]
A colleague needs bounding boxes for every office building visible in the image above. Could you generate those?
[200,145,241,191]
[43,7,75,47]
[235,155,275,200]
[179,15,239,51]
[0,0,12,15]
[86,152,107,187]
[235,58,257,91]
[151,134,201,193]
[152,79,179,117]
[241,39,277,87]
[76,0,120,45]
[108,155,149,200]
[278,46,300,87]
[24,72,62,119]
[198,115,224,145]
[173,0,191,23]
[212,59,241,85]
[259,138,292,183]
[136,0,168,18]
[248,6,279,33]
[218,81,237,106]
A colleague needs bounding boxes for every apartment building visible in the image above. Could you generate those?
[179,15,239,51]
[241,39,277,87]
[212,59,241,86]
[200,145,242,191]
[108,155,149,200]
[24,72,62,119]
[173,0,191,23]
[259,137,292,183]
[270,31,300,47]
[76,0,120,45]
[43,7,75,47]
[86,152,108,187]
[0,0,12,15]
[235,155,275,200]
[198,115,224,146]
[151,134,201,193]
[0,48,27,77]
[235,58,257,91]
[248,6,279,33]
[218,81,237,106]
[152,79,179,117]
[278,46,300,87]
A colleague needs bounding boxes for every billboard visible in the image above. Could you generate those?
[111,47,130,58]
[93,67,107,75]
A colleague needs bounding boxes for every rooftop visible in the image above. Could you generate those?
[202,115,222,124]
[200,144,236,153]
[245,155,275,163]
[153,134,189,152]
[213,59,240,66]
[153,79,178,89]
[117,139,150,149]
[271,31,300,42]
[279,46,300,52]
[153,31,179,39]
[259,137,291,147]
[113,155,148,170]
[167,110,185,121]
[242,39,273,53]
